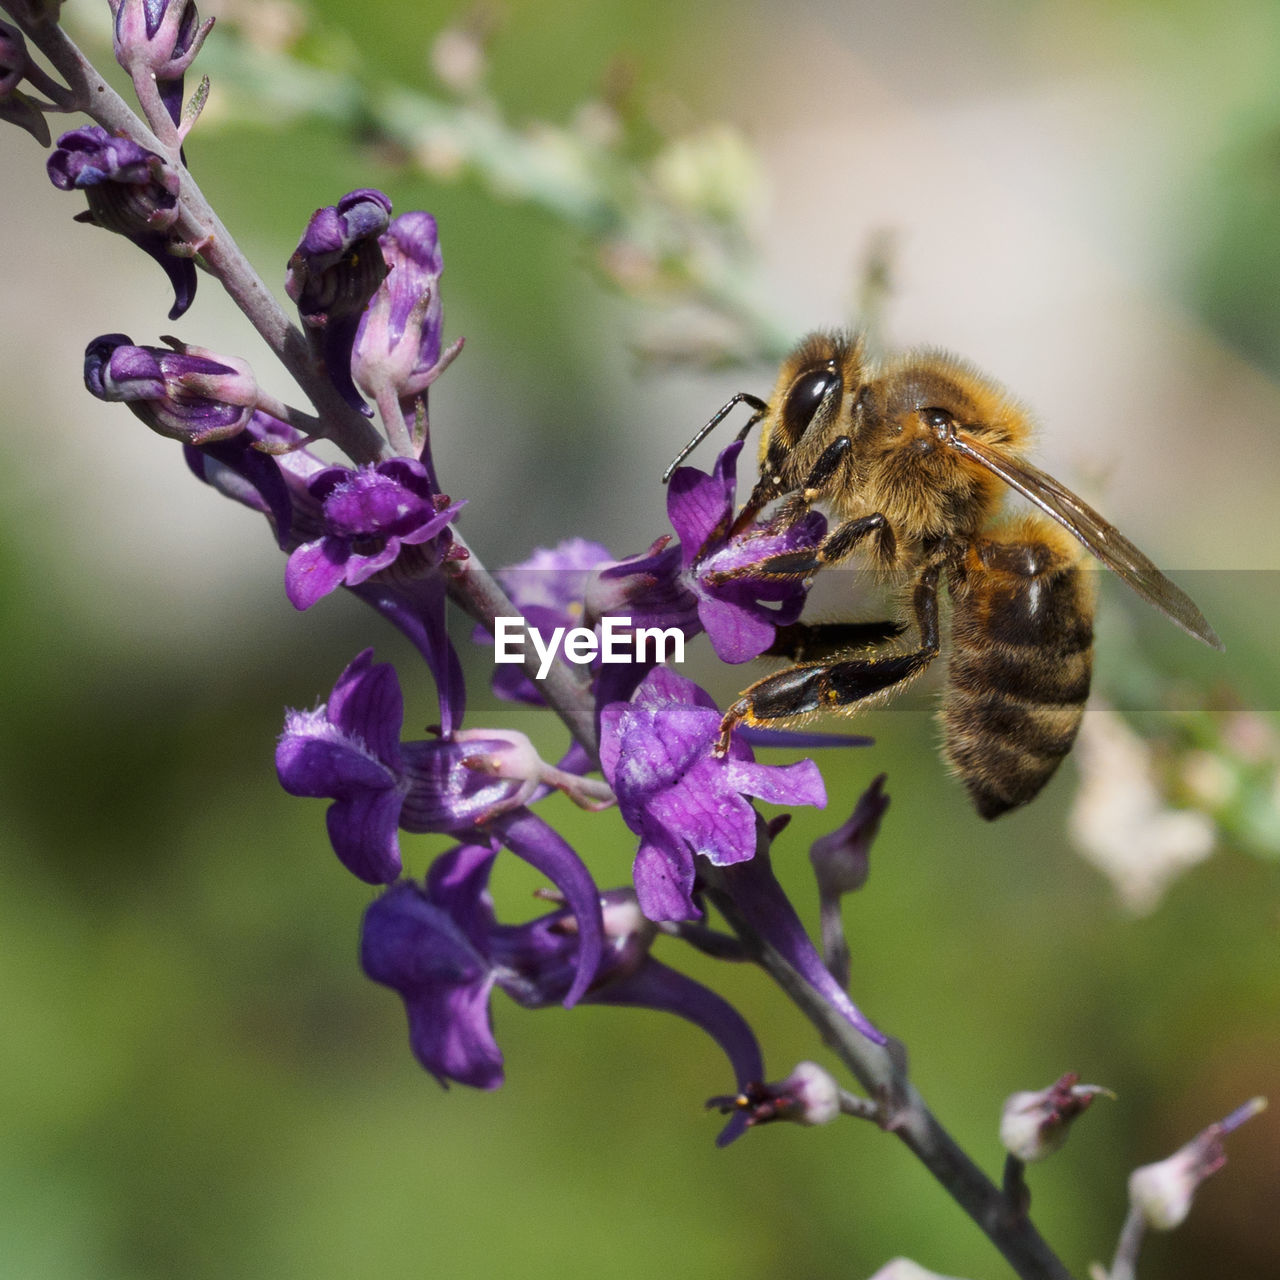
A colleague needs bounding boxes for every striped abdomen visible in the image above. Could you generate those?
[942,520,1094,819]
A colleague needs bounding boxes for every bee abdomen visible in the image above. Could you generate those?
[942,528,1094,819]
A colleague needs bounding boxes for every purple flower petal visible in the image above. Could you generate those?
[276,651,409,884]
[325,786,407,884]
[325,648,405,765]
[285,538,352,610]
[667,440,740,554]
[590,957,764,1146]
[601,668,827,923]
[631,839,700,922]
[361,877,503,1089]
[490,809,604,1008]
[720,851,883,1044]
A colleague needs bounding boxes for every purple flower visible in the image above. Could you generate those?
[284,458,467,728]
[277,650,611,880]
[362,844,764,1142]
[276,649,410,883]
[361,849,506,1088]
[47,126,195,319]
[110,0,214,129]
[587,441,826,666]
[360,822,606,1053]
[284,458,463,609]
[84,333,258,444]
[599,666,826,922]
[286,188,393,413]
[667,440,827,663]
[187,432,467,732]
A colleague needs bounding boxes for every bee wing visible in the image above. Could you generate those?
[950,431,1224,650]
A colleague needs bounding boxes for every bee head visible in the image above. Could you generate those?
[759,332,864,486]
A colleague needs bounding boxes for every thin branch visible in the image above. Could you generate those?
[701,862,1078,1280]
[444,530,599,756]
[1103,1205,1146,1280]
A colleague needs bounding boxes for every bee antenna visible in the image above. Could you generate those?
[661,392,768,483]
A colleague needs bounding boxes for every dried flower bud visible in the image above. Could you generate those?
[711,1061,842,1130]
[286,188,392,412]
[1128,1097,1266,1230]
[999,1073,1112,1163]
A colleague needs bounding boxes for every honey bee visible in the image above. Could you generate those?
[664,333,1223,818]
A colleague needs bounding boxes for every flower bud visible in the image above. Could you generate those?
[810,773,888,898]
[353,211,461,403]
[286,188,392,412]
[1128,1097,1266,1230]
[84,334,258,444]
[999,1073,1111,1163]
[48,126,181,231]
[110,0,214,127]
[714,1061,843,1130]
[48,127,195,318]
[286,188,391,326]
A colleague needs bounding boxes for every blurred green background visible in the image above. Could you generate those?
[1,1,1277,1277]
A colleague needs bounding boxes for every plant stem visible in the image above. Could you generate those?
[14,13,388,466]
[702,863,1078,1280]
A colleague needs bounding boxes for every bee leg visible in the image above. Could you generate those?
[731,435,855,537]
[716,565,939,753]
[749,512,895,579]
[663,392,769,483]
[766,619,907,661]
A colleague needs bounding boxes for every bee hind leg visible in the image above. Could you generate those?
[715,566,939,753]
[766,620,906,661]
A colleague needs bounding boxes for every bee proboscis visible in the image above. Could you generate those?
[665,332,1223,819]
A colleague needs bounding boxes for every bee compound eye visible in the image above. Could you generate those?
[781,365,842,441]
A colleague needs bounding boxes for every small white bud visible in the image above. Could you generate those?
[999,1073,1112,1163]
[1128,1097,1266,1231]
[865,1260,971,1280]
